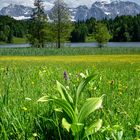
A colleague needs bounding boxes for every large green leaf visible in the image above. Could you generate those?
[53,98,76,122]
[38,96,76,122]
[75,75,95,108]
[57,81,73,104]
[83,119,102,139]
[78,95,104,123]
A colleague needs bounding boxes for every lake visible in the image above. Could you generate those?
[67,42,140,47]
[0,42,140,48]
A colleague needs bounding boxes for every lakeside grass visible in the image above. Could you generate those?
[0,47,140,56]
[0,55,140,139]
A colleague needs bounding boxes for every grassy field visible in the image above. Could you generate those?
[0,55,140,140]
[13,37,27,44]
[0,37,26,45]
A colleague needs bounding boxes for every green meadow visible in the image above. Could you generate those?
[0,53,140,139]
[0,37,27,45]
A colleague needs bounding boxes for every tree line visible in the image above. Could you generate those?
[27,0,72,48]
[0,0,140,47]
[0,16,29,43]
[71,15,140,43]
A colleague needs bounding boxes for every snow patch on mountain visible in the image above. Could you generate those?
[13,16,31,20]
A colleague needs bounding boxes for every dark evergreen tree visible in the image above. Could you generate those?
[50,0,72,48]
[27,0,47,48]
[70,22,88,42]
[132,21,140,41]
[0,15,29,43]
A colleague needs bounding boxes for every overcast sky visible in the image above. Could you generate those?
[0,0,140,10]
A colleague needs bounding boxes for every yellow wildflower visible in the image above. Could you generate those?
[22,107,28,111]
[33,133,38,137]
[118,92,122,95]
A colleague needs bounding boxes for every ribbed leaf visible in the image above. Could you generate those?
[38,96,75,122]
[83,119,102,139]
[78,95,104,123]
[75,75,95,107]
[57,81,73,104]
[53,98,76,122]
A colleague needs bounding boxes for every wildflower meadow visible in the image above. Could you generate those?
[0,55,140,140]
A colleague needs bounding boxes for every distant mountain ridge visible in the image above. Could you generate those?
[0,4,32,20]
[71,1,140,20]
[0,1,140,20]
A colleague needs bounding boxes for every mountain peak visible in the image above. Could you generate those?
[0,1,140,21]
[0,4,32,19]
[8,4,15,7]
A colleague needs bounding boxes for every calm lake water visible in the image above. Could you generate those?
[0,42,140,48]
[67,42,140,47]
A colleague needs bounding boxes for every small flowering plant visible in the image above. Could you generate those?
[38,74,104,139]
[64,71,70,84]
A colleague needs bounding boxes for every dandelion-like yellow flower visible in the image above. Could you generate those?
[33,133,38,137]
[118,88,122,91]
[118,92,122,95]
[22,107,28,111]
[31,81,34,85]
[119,83,122,87]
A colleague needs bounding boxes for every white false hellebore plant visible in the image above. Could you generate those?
[38,75,104,139]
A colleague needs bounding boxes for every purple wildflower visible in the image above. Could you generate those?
[64,71,69,81]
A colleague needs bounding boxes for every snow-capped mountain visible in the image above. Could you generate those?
[72,6,89,21]
[0,4,32,20]
[87,1,140,20]
[0,1,140,21]
[72,1,140,20]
